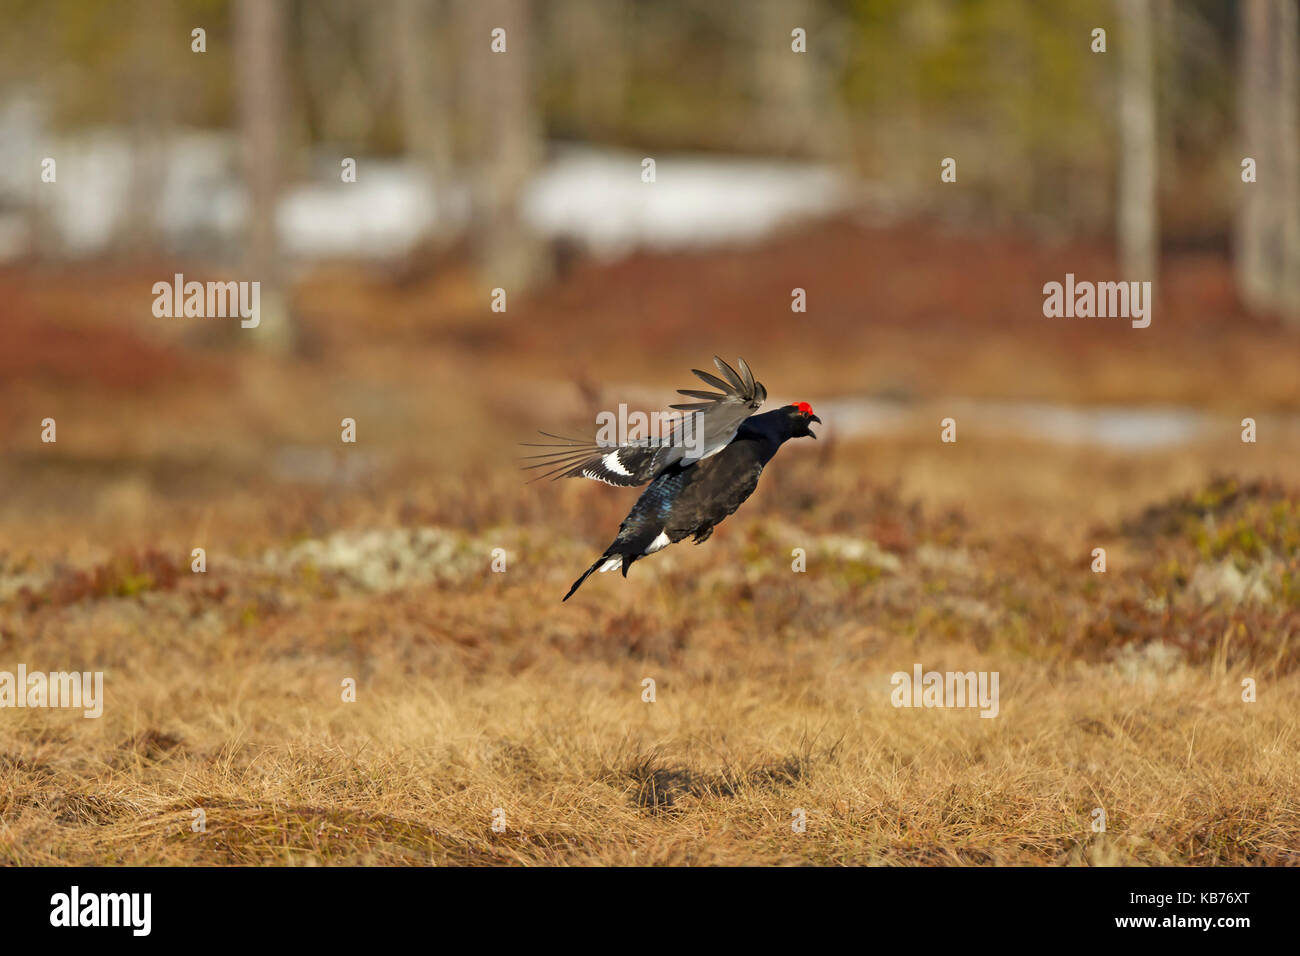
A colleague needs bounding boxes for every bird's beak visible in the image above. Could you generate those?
[809,414,821,437]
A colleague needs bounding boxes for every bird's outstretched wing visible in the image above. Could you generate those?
[520,431,686,486]
[522,356,767,487]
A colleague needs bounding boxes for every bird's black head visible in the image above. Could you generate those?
[785,402,822,439]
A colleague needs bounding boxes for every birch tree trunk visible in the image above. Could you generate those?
[1235,0,1300,324]
[395,0,454,240]
[1276,0,1300,321]
[235,0,295,351]
[463,0,545,294]
[1117,0,1159,283]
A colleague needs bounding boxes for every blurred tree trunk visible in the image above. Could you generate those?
[1117,0,1159,282]
[752,0,846,160]
[395,0,454,241]
[121,0,170,259]
[1235,0,1300,324]
[235,0,295,351]
[566,0,626,135]
[1283,0,1300,320]
[462,0,546,294]
[1237,0,1278,313]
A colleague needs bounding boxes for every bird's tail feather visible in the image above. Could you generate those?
[563,556,606,602]
[564,549,640,600]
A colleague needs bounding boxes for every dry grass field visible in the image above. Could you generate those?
[2,222,1299,865]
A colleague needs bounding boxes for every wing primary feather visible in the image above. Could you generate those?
[521,453,594,471]
[522,459,587,481]
[712,355,745,391]
[737,357,756,394]
[690,368,736,393]
[520,449,594,462]
[520,431,602,447]
[519,443,594,453]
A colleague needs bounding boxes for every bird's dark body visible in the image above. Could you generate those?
[620,432,769,552]
[563,411,792,601]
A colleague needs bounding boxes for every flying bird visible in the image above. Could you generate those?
[523,357,821,601]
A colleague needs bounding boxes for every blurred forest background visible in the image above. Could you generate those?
[3,1,1300,866]
[0,0,1297,320]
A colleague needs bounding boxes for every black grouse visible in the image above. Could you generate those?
[523,357,820,601]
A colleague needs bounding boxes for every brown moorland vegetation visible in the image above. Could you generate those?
[2,222,1299,865]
